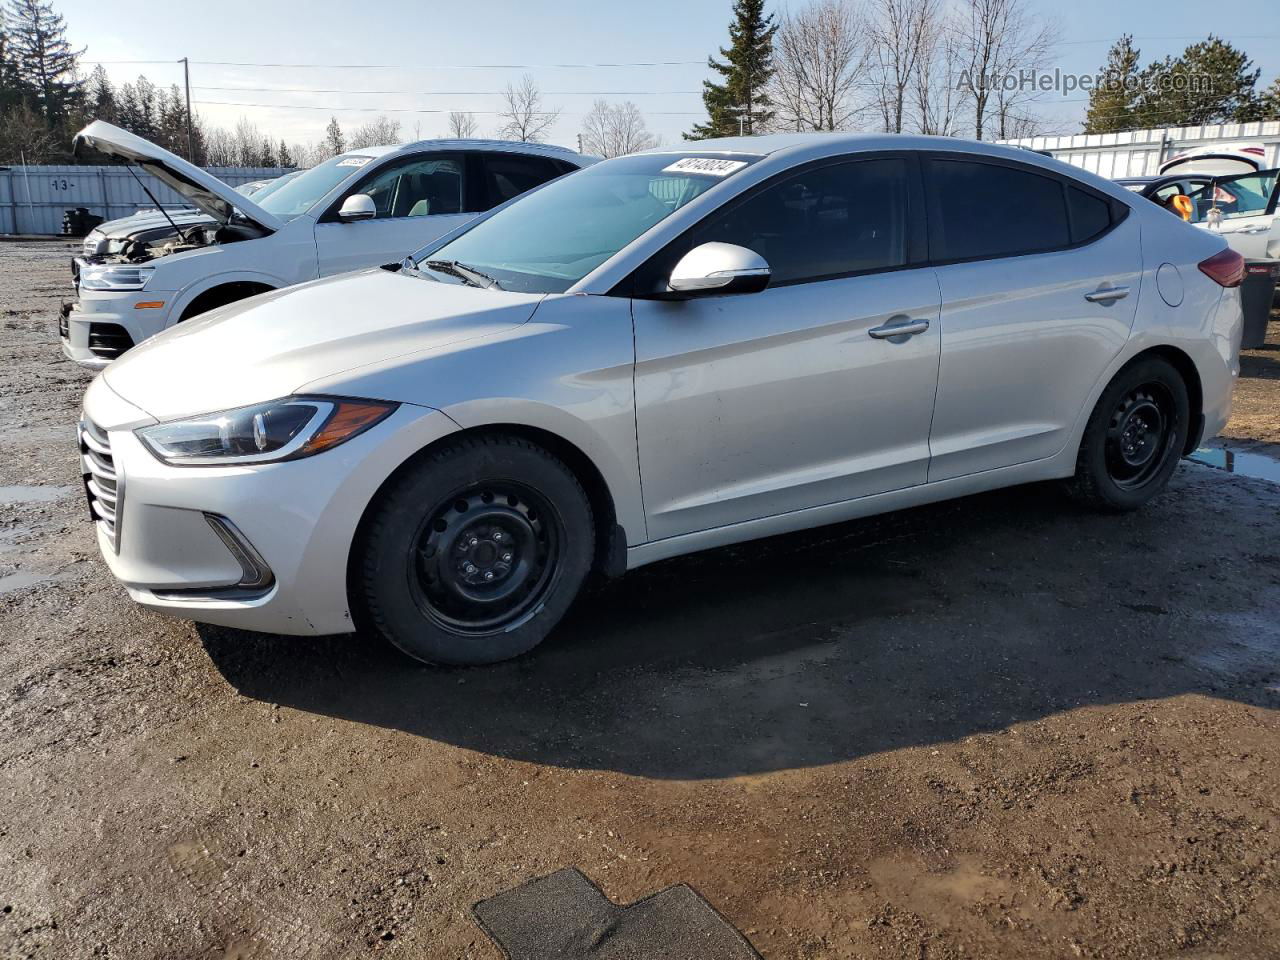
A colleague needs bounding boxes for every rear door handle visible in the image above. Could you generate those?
[1084,285,1130,304]
[868,318,931,340]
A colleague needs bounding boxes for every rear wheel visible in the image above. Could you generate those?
[1065,356,1189,511]
[357,435,594,665]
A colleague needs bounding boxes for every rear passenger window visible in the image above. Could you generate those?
[1067,186,1112,243]
[927,159,1069,261]
[689,158,908,285]
[481,154,563,209]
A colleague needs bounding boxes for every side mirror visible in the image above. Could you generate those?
[667,242,770,297]
[338,193,377,222]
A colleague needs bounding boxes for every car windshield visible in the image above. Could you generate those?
[417,153,761,293]
[254,155,375,220]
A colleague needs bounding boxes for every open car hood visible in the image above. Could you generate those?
[73,120,283,233]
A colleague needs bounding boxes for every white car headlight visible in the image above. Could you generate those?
[136,397,397,466]
[78,263,155,291]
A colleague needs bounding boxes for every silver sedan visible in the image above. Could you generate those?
[80,133,1244,664]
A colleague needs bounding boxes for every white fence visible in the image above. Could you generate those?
[1000,121,1280,179]
[0,164,294,236]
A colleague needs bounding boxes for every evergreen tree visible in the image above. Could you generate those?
[1,5,34,113]
[85,63,114,122]
[1257,77,1280,121]
[686,0,776,140]
[5,0,83,125]
[278,139,293,167]
[1083,36,1141,133]
[1134,37,1260,127]
[324,115,344,156]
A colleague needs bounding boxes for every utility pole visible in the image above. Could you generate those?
[727,105,751,137]
[180,57,194,160]
[577,133,584,154]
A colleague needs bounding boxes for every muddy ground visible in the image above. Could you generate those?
[1,239,1278,960]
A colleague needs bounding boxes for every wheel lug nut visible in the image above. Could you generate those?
[502,553,512,562]
[469,537,479,547]
[464,563,476,574]
[484,571,494,581]
[493,531,504,542]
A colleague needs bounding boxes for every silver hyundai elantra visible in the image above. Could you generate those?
[79,133,1245,665]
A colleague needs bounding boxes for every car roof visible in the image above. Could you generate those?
[636,131,1092,168]
[336,139,598,167]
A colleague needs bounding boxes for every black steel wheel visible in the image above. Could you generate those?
[1067,356,1190,511]
[357,435,594,665]
[410,482,562,635]
[1103,383,1176,490]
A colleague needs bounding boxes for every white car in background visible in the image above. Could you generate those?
[79,134,1244,666]
[1184,167,1279,259]
[62,121,596,368]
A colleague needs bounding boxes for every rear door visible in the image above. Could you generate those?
[313,152,474,274]
[477,152,573,208]
[923,155,1142,481]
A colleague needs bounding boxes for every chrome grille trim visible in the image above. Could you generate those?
[79,416,123,551]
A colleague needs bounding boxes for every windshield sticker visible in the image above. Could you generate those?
[661,157,749,177]
[336,157,372,167]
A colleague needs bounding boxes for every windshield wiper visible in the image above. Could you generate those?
[424,259,502,290]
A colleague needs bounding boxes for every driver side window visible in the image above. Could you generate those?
[688,158,909,285]
[350,155,465,220]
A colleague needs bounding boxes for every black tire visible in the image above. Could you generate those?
[1065,356,1190,511]
[357,434,594,665]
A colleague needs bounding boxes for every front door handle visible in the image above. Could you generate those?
[1085,285,1130,304]
[868,317,931,340]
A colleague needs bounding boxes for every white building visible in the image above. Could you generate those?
[1000,120,1280,179]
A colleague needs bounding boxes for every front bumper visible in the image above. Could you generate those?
[82,377,460,635]
[60,287,177,369]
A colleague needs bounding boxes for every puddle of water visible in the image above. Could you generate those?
[0,571,49,594]
[0,484,73,505]
[1189,447,1280,483]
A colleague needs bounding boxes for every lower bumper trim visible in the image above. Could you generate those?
[204,514,275,591]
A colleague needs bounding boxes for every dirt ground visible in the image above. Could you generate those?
[2,239,1278,960]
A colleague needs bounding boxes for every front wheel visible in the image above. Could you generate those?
[1065,356,1190,511]
[357,435,594,665]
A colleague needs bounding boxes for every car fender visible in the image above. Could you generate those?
[440,395,647,546]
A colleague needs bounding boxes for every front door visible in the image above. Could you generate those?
[632,156,942,541]
[1189,168,1279,259]
[313,153,474,275]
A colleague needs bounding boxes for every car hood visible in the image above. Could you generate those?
[74,121,282,233]
[101,269,545,421]
[95,208,212,238]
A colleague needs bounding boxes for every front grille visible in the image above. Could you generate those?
[79,417,122,551]
[87,323,135,361]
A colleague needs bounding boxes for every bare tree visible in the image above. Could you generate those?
[767,0,870,131]
[448,111,478,139]
[912,7,968,135]
[579,100,659,157]
[497,74,560,143]
[348,115,401,149]
[958,0,1057,140]
[869,0,937,133]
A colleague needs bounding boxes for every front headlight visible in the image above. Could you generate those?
[78,263,155,291]
[136,397,397,466]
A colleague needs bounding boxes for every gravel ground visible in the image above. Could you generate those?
[1,239,1278,960]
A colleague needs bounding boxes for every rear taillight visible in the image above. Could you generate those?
[1198,248,1245,288]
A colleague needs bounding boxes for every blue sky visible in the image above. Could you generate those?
[58,0,1280,150]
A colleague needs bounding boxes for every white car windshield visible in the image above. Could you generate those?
[254,155,374,220]
[418,153,761,293]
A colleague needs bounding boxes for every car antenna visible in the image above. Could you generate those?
[123,163,189,244]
